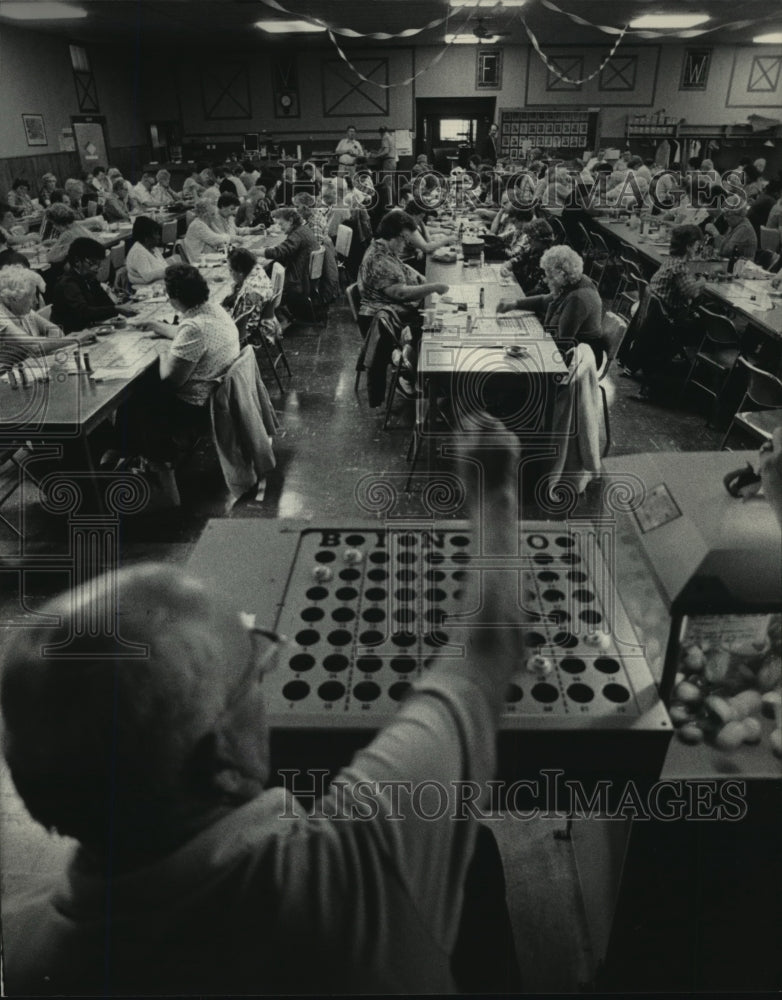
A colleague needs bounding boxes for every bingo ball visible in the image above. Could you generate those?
[677,722,704,745]
[313,565,333,582]
[669,704,692,726]
[676,681,703,706]
[584,631,610,650]
[344,548,363,564]
[741,717,762,744]
[714,720,746,752]
[526,654,553,678]
[684,645,705,671]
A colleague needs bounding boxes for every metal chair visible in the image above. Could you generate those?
[383,327,412,430]
[161,219,178,253]
[720,357,782,449]
[610,256,644,317]
[598,311,628,457]
[335,223,353,295]
[679,307,741,423]
[755,248,780,272]
[759,225,781,252]
[548,215,567,245]
[109,242,126,270]
[303,247,327,325]
[175,240,191,264]
[346,282,361,325]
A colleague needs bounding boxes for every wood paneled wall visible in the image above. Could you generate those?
[0,152,80,202]
[0,147,150,202]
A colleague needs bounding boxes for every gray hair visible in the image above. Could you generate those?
[0,264,43,311]
[540,244,584,286]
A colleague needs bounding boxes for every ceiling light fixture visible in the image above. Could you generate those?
[254,19,325,33]
[0,2,87,19]
[629,14,710,29]
[449,0,526,7]
[753,32,782,43]
[446,32,497,43]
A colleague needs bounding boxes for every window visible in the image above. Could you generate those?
[69,44,90,71]
[439,119,476,143]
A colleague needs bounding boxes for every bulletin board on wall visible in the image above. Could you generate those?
[498,108,600,160]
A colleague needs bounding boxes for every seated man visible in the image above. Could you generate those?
[130,171,163,211]
[51,238,136,333]
[704,203,758,261]
[0,419,523,996]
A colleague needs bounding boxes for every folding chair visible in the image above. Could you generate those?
[335,223,353,293]
[720,357,782,449]
[161,220,178,254]
[304,247,327,325]
[175,240,191,264]
[759,225,780,252]
[755,248,779,272]
[346,282,361,324]
[109,243,126,269]
[679,307,741,424]
[598,311,628,457]
[548,215,567,245]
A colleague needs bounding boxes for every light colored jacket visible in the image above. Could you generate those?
[209,346,279,500]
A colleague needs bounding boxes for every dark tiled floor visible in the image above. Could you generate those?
[0,301,724,992]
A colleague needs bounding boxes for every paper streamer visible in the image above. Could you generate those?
[326,25,473,89]
[539,0,779,39]
[256,0,499,40]
[522,18,629,85]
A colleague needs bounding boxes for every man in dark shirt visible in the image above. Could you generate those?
[51,237,136,333]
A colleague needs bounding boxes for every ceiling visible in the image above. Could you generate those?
[1,0,781,47]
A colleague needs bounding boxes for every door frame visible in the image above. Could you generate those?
[414,97,497,159]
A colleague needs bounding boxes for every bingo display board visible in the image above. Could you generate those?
[498,109,600,158]
[261,524,668,734]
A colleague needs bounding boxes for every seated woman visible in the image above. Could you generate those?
[183,198,230,262]
[213,193,265,242]
[151,169,181,206]
[64,178,100,219]
[122,264,240,461]
[259,206,319,317]
[45,204,105,264]
[0,204,39,249]
[300,161,323,195]
[396,199,454,275]
[51,238,137,333]
[6,179,35,217]
[411,153,432,177]
[502,218,555,295]
[357,211,449,400]
[292,192,328,245]
[37,173,58,209]
[225,247,275,343]
[237,183,273,228]
[648,224,705,326]
[126,216,180,286]
[101,179,132,223]
[0,265,78,366]
[358,210,448,324]
[498,243,606,367]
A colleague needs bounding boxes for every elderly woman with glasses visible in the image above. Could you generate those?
[498,243,606,367]
[37,173,59,209]
[183,198,231,262]
[152,169,181,206]
[0,265,89,365]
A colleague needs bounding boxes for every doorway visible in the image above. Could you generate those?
[148,121,182,164]
[415,97,496,172]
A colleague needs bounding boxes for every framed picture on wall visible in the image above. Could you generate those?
[476,49,502,89]
[22,114,47,146]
